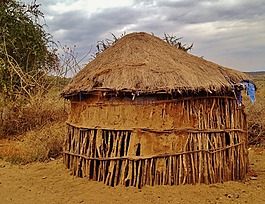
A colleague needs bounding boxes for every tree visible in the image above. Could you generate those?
[0,0,58,99]
[0,1,87,138]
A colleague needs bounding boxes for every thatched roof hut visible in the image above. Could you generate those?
[62,32,251,188]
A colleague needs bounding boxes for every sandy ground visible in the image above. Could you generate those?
[0,147,265,204]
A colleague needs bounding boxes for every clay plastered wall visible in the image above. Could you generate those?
[68,99,197,130]
[67,96,246,156]
[127,130,189,157]
[68,96,245,131]
[64,96,248,186]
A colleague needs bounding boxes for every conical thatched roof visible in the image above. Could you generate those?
[62,32,251,98]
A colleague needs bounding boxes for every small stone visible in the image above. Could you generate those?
[234,193,239,198]
[42,176,47,179]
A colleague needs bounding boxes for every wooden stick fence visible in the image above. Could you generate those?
[63,96,248,188]
[63,126,248,188]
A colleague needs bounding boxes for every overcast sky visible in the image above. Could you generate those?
[24,0,265,72]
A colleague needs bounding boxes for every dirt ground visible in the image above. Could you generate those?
[0,147,265,204]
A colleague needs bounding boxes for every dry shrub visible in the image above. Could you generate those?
[245,75,265,145]
[22,121,66,162]
[0,87,69,163]
[0,122,66,164]
[247,104,265,145]
[0,89,68,138]
[0,139,25,163]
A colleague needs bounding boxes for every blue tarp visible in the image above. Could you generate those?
[225,76,256,105]
[240,81,256,104]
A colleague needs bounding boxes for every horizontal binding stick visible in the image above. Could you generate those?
[63,141,245,161]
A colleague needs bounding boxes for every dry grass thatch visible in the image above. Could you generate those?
[61,32,251,97]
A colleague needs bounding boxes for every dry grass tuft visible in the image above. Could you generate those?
[0,121,66,164]
[0,87,69,163]
[0,90,67,137]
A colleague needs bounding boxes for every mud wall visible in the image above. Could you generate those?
[64,95,248,187]
[68,96,246,131]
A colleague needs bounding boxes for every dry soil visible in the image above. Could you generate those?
[0,147,265,204]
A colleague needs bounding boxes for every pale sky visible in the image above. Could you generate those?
[23,0,265,72]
